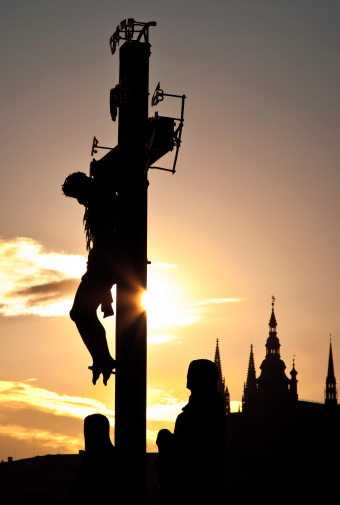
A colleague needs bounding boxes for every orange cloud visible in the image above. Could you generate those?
[0,380,114,421]
[0,237,86,316]
[190,298,246,306]
[0,379,115,458]
[0,424,83,452]
[147,334,178,345]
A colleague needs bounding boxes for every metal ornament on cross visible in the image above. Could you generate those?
[148,82,186,174]
[90,136,113,156]
[109,19,157,55]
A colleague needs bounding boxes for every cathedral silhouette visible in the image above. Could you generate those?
[214,298,339,500]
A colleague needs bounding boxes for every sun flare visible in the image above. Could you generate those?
[142,278,176,314]
[141,268,184,329]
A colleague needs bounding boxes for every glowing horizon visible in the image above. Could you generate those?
[0,378,242,456]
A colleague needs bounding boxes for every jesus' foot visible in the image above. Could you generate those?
[88,357,116,386]
[88,365,101,386]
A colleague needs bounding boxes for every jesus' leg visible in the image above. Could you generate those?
[70,273,116,385]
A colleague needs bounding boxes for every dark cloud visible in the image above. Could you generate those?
[18,271,65,285]
[8,279,79,304]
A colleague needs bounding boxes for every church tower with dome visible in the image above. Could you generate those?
[242,297,298,414]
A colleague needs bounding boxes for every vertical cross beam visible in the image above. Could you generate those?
[115,40,150,503]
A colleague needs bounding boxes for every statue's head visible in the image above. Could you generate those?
[186,359,219,392]
[62,172,93,205]
[84,413,111,452]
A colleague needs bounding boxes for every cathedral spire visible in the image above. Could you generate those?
[214,339,230,415]
[325,336,337,407]
[242,344,257,413]
[214,338,223,383]
[246,344,257,388]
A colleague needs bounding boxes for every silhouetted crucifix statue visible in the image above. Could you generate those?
[61,18,184,505]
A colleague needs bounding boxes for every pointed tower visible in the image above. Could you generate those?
[325,337,337,407]
[214,338,223,382]
[242,344,257,413]
[265,298,280,358]
[257,297,296,410]
[214,339,230,415]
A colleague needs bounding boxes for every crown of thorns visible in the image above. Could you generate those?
[62,172,89,197]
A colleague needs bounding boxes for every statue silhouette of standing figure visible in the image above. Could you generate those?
[157,359,227,505]
[62,167,119,385]
[69,413,117,504]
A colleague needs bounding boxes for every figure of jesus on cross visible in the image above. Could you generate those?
[62,166,119,386]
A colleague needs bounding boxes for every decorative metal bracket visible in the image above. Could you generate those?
[90,137,113,157]
[151,82,164,106]
[148,83,186,174]
[110,19,157,55]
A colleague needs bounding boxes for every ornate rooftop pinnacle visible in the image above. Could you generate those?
[213,339,230,415]
[269,295,277,331]
[266,296,280,356]
[214,338,223,382]
[246,344,256,386]
[290,356,298,378]
[327,335,335,382]
[325,335,337,406]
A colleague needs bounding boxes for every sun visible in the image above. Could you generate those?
[141,278,175,313]
[141,268,182,329]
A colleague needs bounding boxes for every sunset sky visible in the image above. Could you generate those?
[1,1,340,461]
